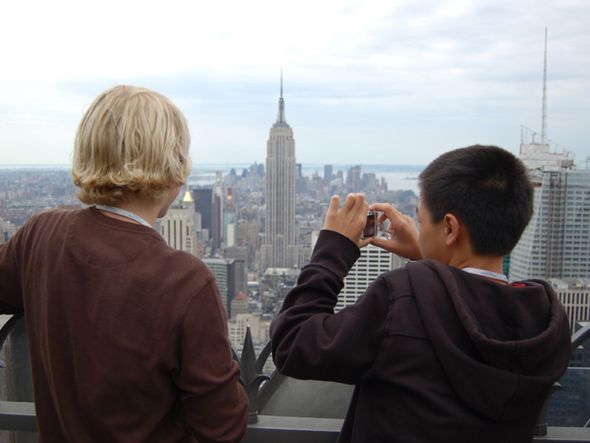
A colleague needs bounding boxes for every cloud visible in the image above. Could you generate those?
[0,0,588,165]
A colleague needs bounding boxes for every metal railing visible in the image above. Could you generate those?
[0,316,589,442]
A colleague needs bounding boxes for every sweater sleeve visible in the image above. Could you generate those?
[0,220,29,314]
[270,229,390,385]
[174,278,249,443]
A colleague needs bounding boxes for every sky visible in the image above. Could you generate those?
[0,0,589,166]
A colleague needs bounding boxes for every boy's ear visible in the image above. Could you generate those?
[443,213,461,247]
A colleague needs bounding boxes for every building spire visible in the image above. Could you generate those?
[541,27,548,146]
[277,70,285,123]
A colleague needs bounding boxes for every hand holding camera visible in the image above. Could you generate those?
[323,194,371,247]
[322,196,422,257]
[367,202,422,260]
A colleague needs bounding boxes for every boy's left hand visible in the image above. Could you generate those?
[323,193,371,248]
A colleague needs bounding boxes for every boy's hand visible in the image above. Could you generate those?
[323,194,371,248]
[368,203,422,260]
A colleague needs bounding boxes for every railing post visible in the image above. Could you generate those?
[239,328,270,424]
[534,383,562,436]
[7,317,35,443]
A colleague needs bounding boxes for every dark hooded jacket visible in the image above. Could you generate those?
[270,230,571,443]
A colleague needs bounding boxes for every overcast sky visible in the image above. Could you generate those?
[0,0,588,166]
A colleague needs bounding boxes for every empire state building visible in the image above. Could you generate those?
[261,78,298,270]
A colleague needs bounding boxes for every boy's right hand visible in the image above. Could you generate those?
[323,193,370,248]
[369,203,422,260]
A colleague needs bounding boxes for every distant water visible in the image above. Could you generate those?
[301,164,423,194]
[0,163,423,194]
[0,164,71,170]
[378,171,420,194]
[187,163,423,190]
[300,163,424,175]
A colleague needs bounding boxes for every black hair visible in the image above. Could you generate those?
[418,145,534,256]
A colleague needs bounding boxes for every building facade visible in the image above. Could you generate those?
[261,78,298,270]
[224,245,248,298]
[227,313,270,350]
[211,173,223,251]
[230,291,249,318]
[192,187,212,241]
[336,244,395,311]
[203,257,237,315]
[549,278,590,331]
[346,165,362,192]
[510,168,590,281]
[324,164,333,183]
[158,191,196,255]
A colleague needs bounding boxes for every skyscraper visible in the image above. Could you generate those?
[335,244,403,311]
[159,190,196,254]
[509,167,590,281]
[224,245,247,299]
[346,165,362,192]
[309,230,405,311]
[211,172,224,251]
[324,164,333,183]
[261,76,298,270]
[203,257,237,315]
[224,187,237,248]
[193,188,213,235]
[510,29,590,281]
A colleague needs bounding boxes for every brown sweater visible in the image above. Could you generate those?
[0,207,248,443]
[271,230,571,443]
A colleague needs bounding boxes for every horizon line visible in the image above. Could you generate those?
[0,162,426,169]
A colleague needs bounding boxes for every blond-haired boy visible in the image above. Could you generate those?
[0,85,248,442]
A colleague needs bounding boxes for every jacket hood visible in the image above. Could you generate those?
[406,260,571,421]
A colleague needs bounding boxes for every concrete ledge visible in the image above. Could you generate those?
[243,415,341,443]
[243,415,590,443]
[0,406,588,442]
[536,427,590,442]
[0,401,36,432]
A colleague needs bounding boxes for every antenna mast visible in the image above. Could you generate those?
[541,27,548,146]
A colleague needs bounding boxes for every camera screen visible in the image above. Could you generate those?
[363,211,377,238]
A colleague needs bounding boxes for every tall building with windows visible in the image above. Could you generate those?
[159,190,196,254]
[230,291,249,318]
[510,29,590,281]
[510,167,590,281]
[227,313,270,350]
[336,245,399,311]
[211,172,224,251]
[261,77,298,270]
[324,164,333,183]
[224,187,237,248]
[548,278,590,331]
[203,257,237,315]
[193,187,213,239]
[224,245,247,298]
[308,230,406,311]
[346,165,362,192]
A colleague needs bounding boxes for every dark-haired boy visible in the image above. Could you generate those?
[270,145,571,442]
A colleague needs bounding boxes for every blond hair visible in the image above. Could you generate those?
[72,85,191,205]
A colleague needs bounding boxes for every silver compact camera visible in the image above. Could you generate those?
[362,211,378,238]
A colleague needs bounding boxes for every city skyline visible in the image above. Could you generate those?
[1,0,589,166]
